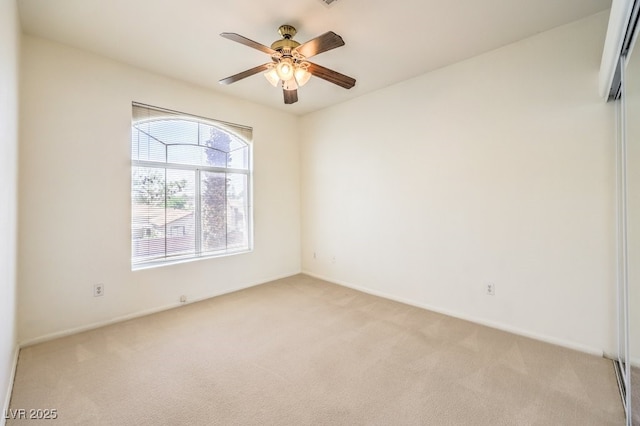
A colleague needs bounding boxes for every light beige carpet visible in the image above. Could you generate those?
[8,274,624,425]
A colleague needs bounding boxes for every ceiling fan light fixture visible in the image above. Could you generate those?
[276,59,295,81]
[264,67,279,87]
[294,66,311,87]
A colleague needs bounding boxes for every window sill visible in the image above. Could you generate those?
[131,247,253,271]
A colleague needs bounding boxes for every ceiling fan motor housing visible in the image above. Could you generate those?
[271,25,300,53]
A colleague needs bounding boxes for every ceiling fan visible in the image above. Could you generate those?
[219,25,356,105]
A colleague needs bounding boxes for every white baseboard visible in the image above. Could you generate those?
[302,270,604,357]
[19,271,301,348]
[1,345,20,426]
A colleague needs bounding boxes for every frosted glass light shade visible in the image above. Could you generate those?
[263,68,279,87]
[294,67,311,86]
[276,59,294,81]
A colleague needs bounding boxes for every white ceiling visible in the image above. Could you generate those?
[17,0,611,115]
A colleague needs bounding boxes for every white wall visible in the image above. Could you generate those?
[0,0,19,418]
[301,12,615,355]
[18,36,301,344]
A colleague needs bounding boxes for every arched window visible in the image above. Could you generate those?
[131,103,252,268]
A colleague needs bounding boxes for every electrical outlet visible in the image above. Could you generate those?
[331,256,336,264]
[180,295,187,303]
[486,283,495,296]
[94,283,104,297]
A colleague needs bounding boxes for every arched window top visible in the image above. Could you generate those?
[132,104,251,170]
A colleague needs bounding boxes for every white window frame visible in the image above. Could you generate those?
[131,103,253,270]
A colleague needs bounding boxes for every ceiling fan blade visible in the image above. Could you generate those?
[294,31,345,58]
[220,32,276,55]
[219,63,271,85]
[283,88,298,104]
[306,62,356,89]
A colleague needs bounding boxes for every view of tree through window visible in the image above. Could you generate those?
[131,104,252,268]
